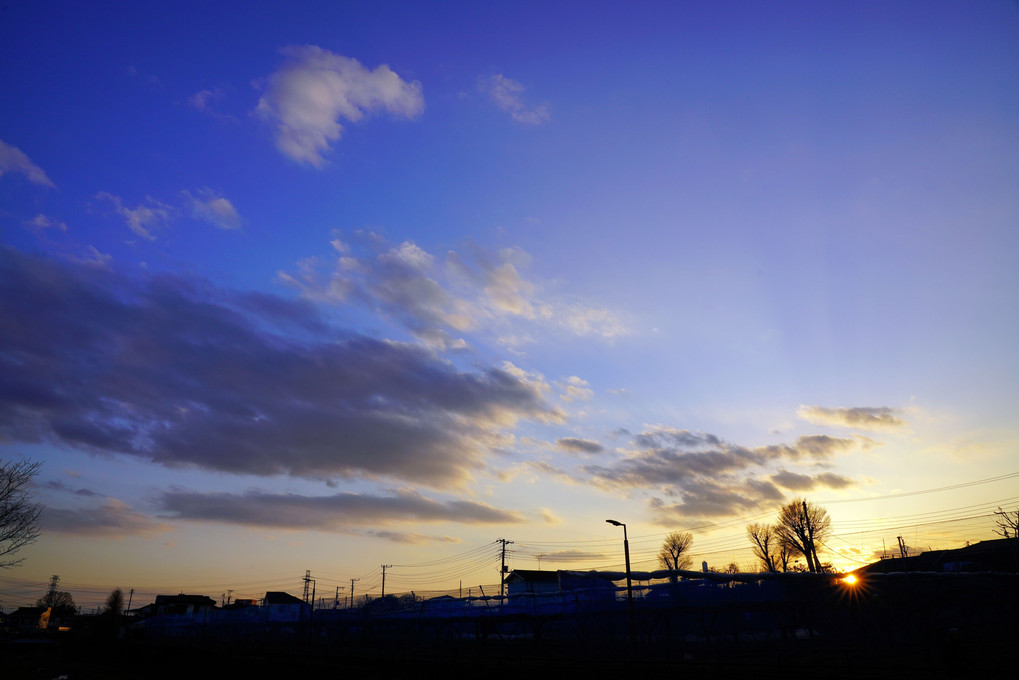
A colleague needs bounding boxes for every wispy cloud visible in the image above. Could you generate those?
[0,247,559,488]
[187,87,226,113]
[95,192,171,241]
[0,139,55,188]
[558,376,594,403]
[279,234,628,349]
[798,405,907,430]
[24,214,67,234]
[183,188,243,230]
[478,74,550,125]
[255,45,424,167]
[96,189,243,239]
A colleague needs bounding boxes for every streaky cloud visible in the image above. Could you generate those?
[42,499,172,537]
[0,247,559,487]
[556,437,604,454]
[478,74,550,125]
[0,139,55,187]
[798,405,907,430]
[160,488,525,529]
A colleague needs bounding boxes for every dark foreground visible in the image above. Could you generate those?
[6,571,1017,679]
[3,628,1013,680]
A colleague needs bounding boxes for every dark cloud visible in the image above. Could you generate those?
[0,247,559,487]
[581,425,866,520]
[745,478,785,502]
[556,437,604,454]
[42,500,171,536]
[798,405,907,430]
[159,488,524,529]
[42,480,102,497]
[771,469,855,491]
[633,428,723,450]
[649,479,762,520]
[583,447,759,487]
[754,434,872,460]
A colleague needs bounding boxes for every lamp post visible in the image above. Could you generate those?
[606,519,635,646]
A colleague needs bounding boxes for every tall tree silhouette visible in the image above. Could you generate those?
[775,498,831,573]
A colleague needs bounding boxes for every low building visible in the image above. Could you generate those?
[6,606,50,632]
[504,569,618,613]
[856,538,1019,575]
[263,591,309,622]
[152,594,217,616]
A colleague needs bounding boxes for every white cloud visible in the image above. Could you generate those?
[0,139,55,187]
[95,192,171,241]
[479,74,550,125]
[559,376,594,403]
[255,45,424,167]
[25,214,67,233]
[184,188,243,230]
[280,235,629,347]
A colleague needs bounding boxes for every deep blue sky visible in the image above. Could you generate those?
[2,1,1017,605]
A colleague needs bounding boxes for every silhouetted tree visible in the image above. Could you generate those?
[658,531,693,582]
[775,498,831,573]
[747,522,778,572]
[105,588,124,616]
[993,506,1019,539]
[776,538,793,572]
[1,459,43,568]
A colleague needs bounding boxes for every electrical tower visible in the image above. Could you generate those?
[302,570,314,603]
[497,538,514,602]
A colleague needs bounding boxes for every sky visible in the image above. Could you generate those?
[2,1,1018,610]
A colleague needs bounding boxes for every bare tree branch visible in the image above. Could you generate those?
[1,460,43,568]
[658,531,694,582]
[994,506,1019,539]
[774,497,831,574]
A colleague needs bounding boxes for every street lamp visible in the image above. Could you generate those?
[606,519,635,646]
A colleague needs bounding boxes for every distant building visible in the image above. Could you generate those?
[6,606,50,632]
[503,569,618,613]
[855,538,1019,575]
[152,594,217,616]
[263,591,309,622]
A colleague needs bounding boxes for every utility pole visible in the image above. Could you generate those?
[302,570,312,603]
[333,585,345,609]
[497,538,514,603]
[381,565,393,598]
[349,578,359,609]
